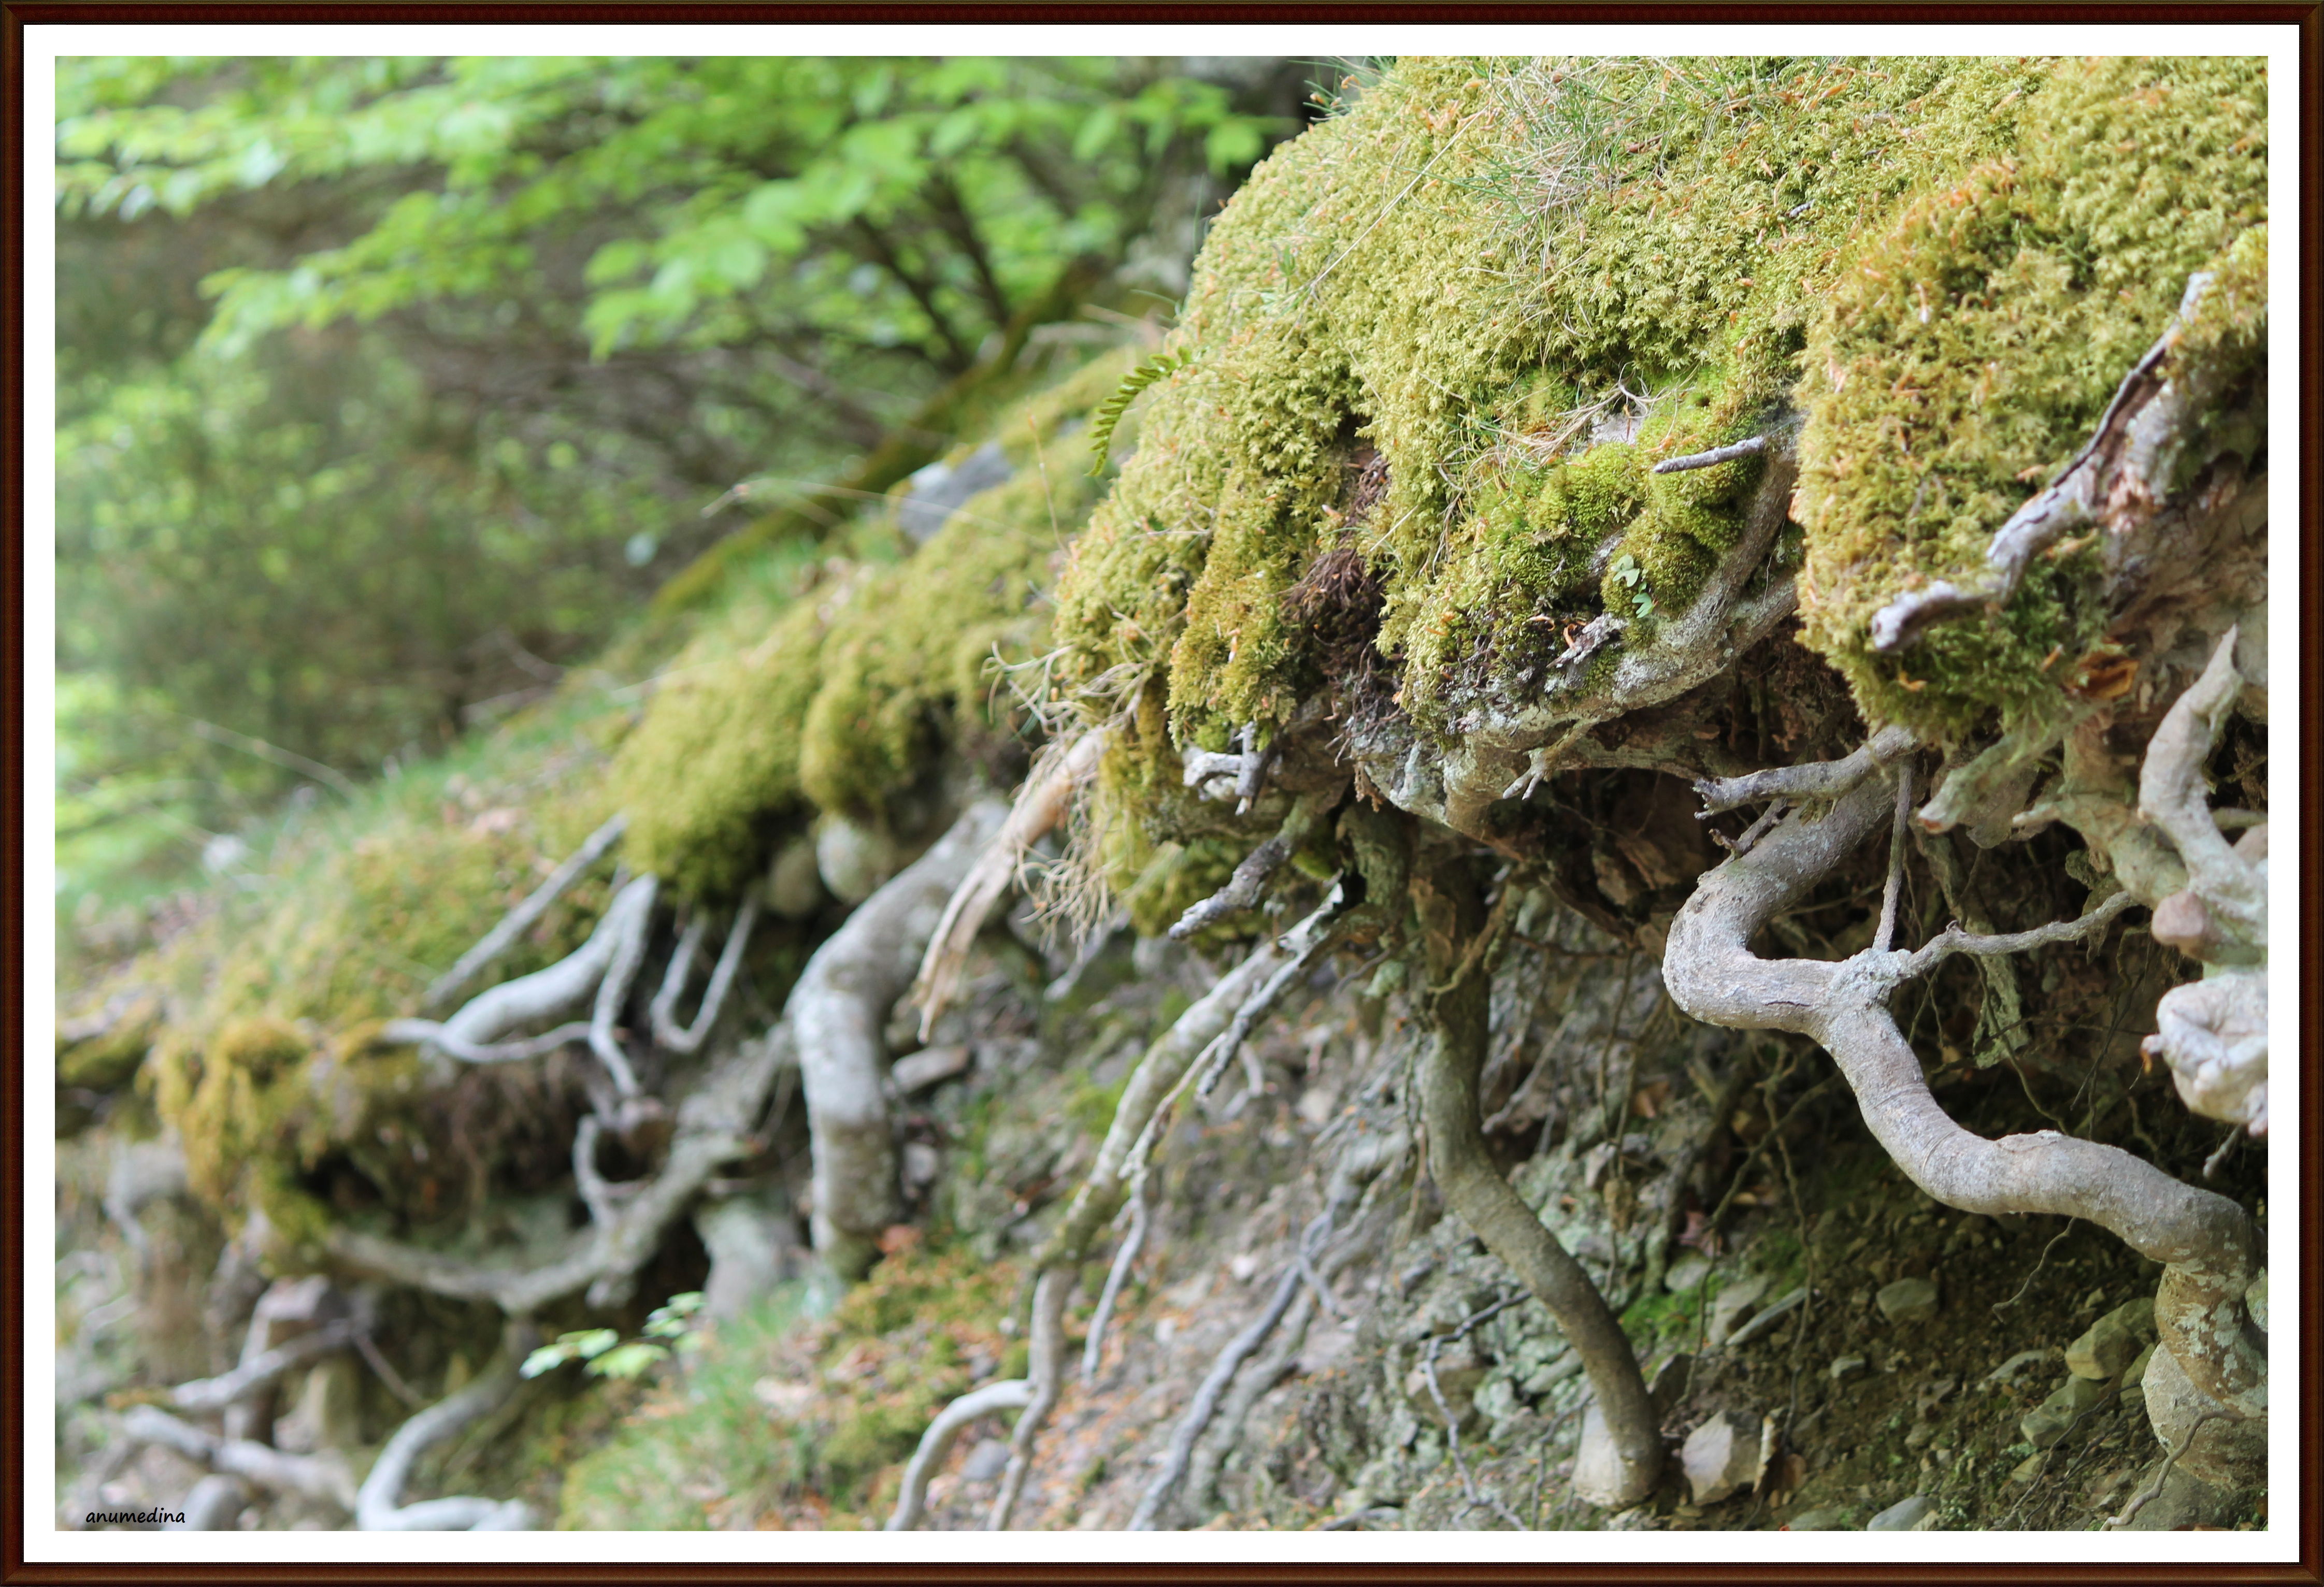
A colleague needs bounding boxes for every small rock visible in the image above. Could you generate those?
[1404,1353,1486,1427]
[2247,1269,2269,1333]
[2021,1375,2108,1449]
[694,1197,803,1319]
[2009,1451,2050,1485]
[1866,1493,1935,1531]
[960,1438,1011,1482]
[1705,1274,1769,1348]
[889,1044,971,1095]
[1783,1505,1849,1530]
[1827,1355,1867,1382]
[1984,1347,2055,1386]
[814,816,900,905]
[1680,1410,1760,1506]
[1725,1286,1807,1348]
[2065,1297,2155,1380]
[765,836,826,919]
[1647,1353,1693,1417]
[2119,1341,2156,1418]
[1875,1276,1939,1324]
[1664,1252,1712,1294]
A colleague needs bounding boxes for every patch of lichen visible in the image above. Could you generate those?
[1052,56,2059,873]
[1794,56,2268,739]
[619,348,1141,897]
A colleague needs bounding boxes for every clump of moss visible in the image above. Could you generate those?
[619,347,1142,899]
[1794,56,2267,739]
[1052,55,2065,878]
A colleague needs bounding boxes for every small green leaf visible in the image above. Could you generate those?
[586,1340,669,1380]
[568,1328,622,1361]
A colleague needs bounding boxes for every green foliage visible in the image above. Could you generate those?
[1087,350,1194,475]
[523,1292,707,1381]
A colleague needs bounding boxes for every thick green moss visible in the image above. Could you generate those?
[1052,55,2071,862]
[1796,57,2267,738]
[620,348,1141,898]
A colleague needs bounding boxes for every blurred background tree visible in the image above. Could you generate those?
[54,53,1313,922]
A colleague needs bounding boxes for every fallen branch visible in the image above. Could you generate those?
[1652,434,1767,474]
[423,813,629,1012]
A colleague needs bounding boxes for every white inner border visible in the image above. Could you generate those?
[21,21,2302,1567]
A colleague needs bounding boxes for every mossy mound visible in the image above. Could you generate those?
[1796,57,2267,738]
[1050,55,2266,880]
[618,347,1142,900]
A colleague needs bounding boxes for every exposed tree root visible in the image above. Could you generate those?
[650,897,758,1054]
[1664,756,2266,1485]
[1411,861,1662,1510]
[886,1378,1036,1532]
[1169,786,1342,941]
[165,1319,357,1416]
[912,730,1109,1041]
[354,1325,536,1531]
[794,800,1008,1277]
[1694,724,1918,818]
[1870,270,2248,653]
[423,812,629,1012]
[327,1025,792,1311]
[1081,1192,1147,1386]
[120,1405,358,1513]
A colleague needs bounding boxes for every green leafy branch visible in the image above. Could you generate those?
[520,1291,706,1382]
[1087,350,1192,476]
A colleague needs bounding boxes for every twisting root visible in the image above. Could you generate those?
[423,812,628,1012]
[886,932,1299,1532]
[649,897,759,1054]
[1170,786,1342,941]
[1652,434,1768,474]
[984,1273,1071,1529]
[1128,1217,1325,1531]
[383,872,661,1072]
[163,1319,357,1415]
[588,874,661,1096]
[913,729,1109,1041]
[1662,752,2265,1481]
[328,1025,793,1312]
[885,1379,1036,1531]
[354,1323,537,1530]
[1694,724,1918,817]
[1869,270,2239,652]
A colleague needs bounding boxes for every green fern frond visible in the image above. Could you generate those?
[1087,350,1192,477]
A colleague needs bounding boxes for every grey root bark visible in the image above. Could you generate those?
[1662,766,2266,1487]
[1411,862,1662,1510]
[794,799,1008,1278]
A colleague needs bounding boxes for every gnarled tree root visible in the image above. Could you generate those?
[422,812,629,1012]
[354,1325,536,1530]
[795,800,1008,1278]
[1663,768,2266,1488]
[1412,863,1663,1511]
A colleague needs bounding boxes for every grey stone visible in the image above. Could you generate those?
[2246,1269,2269,1333]
[766,836,827,920]
[1875,1276,1939,1324]
[2066,1297,2155,1380]
[1404,1353,1486,1429]
[814,816,901,905]
[898,441,1012,544]
[1680,1410,1760,1506]
[959,1437,1012,1483]
[1866,1493,1935,1531]
[889,1044,971,1095]
[1783,1505,1850,1530]
[1663,1252,1712,1294]
[1705,1274,1769,1348]
[2021,1375,2108,1449]
[1828,1355,1867,1382]
[1647,1353,1693,1417]
[1725,1286,1807,1348]
[693,1196,802,1320]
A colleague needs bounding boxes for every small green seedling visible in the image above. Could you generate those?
[522,1291,708,1381]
